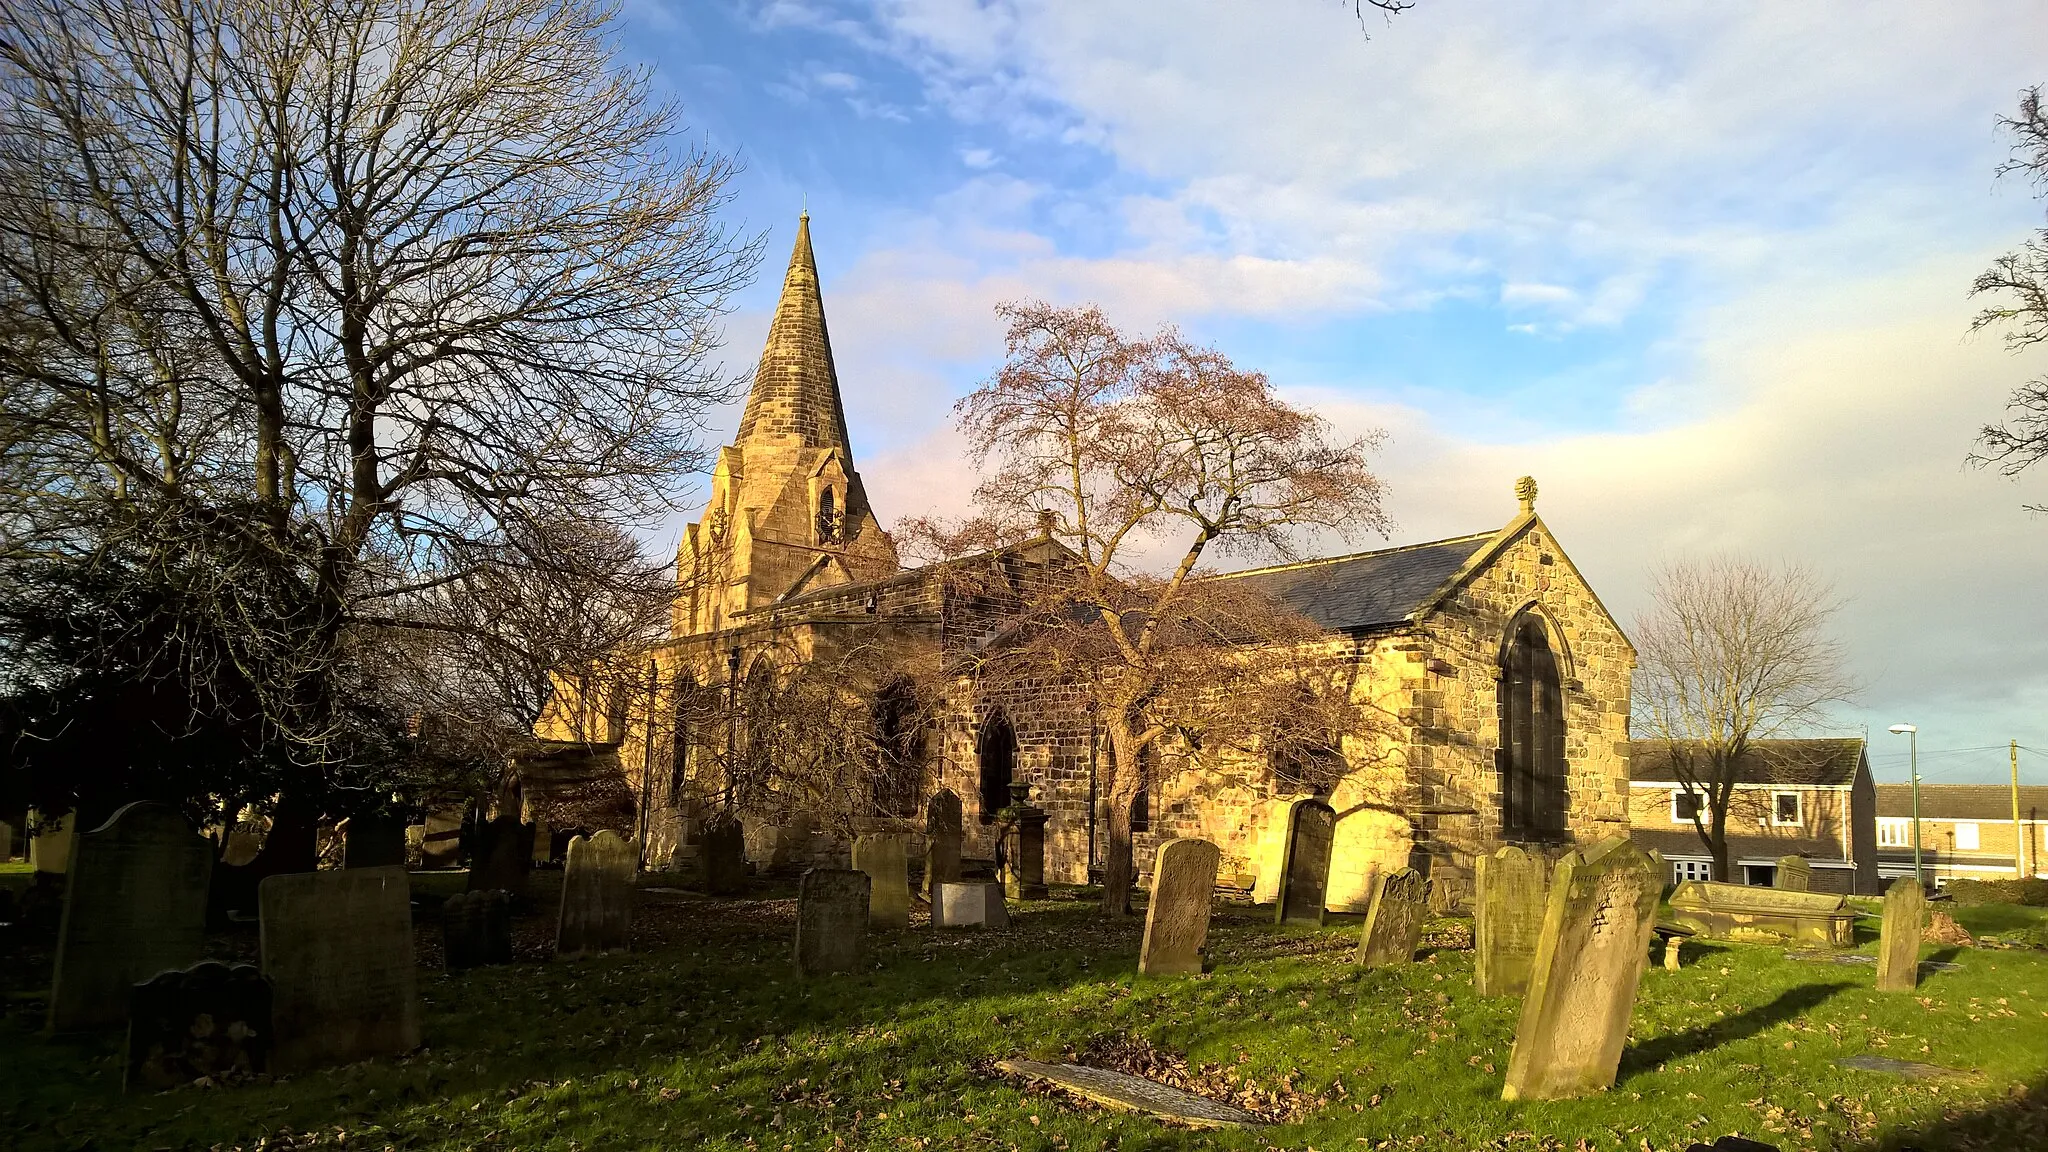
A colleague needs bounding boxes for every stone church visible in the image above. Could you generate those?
[533,216,1636,911]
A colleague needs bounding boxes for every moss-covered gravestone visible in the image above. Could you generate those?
[1475,845,1550,997]
[1273,798,1336,926]
[556,831,634,959]
[1139,839,1221,976]
[1502,837,1661,1101]
[1876,876,1925,993]
[1355,867,1428,968]
[260,866,420,1073]
[924,791,964,898]
[1776,855,1812,891]
[794,868,870,976]
[48,802,212,1032]
[852,833,910,929]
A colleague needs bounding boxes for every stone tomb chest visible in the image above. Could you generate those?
[1667,880,1854,948]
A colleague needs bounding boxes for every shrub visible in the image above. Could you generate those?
[1945,878,2048,907]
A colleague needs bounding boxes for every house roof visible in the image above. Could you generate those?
[1628,827,1853,865]
[1202,531,1496,634]
[1629,738,1868,787]
[1874,783,2048,822]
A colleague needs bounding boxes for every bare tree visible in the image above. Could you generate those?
[1632,557,1856,881]
[1971,84,2048,506]
[942,301,1390,914]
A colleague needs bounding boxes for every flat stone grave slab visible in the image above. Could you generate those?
[1835,1055,1973,1080]
[1668,881,1855,948]
[996,1058,1262,1129]
[1787,950,1875,965]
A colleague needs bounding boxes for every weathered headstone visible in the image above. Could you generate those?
[1002,785,1049,900]
[1775,856,1812,892]
[556,830,634,959]
[124,962,272,1092]
[793,868,871,976]
[259,866,420,1073]
[1273,798,1336,926]
[530,818,552,864]
[468,815,534,898]
[924,791,964,898]
[222,824,264,867]
[934,880,1009,928]
[1501,837,1662,1101]
[1475,845,1550,997]
[28,809,74,873]
[996,1058,1262,1129]
[343,813,408,870]
[1667,881,1854,947]
[1139,838,1221,976]
[851,833,910,929]
[1875,876,1925,993]
[1428,875,1465,917]
[420,810,463,870]
[1355,867,1429,968]
[701,816,747,896]
[47,803,212,1032]
[0,819,12,861]
[443,889,513,971]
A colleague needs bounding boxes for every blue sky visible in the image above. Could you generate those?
[618,1,2048,784]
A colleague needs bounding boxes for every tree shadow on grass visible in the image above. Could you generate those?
[1618,981,1854,1081]
[1862,1075,2048,1151]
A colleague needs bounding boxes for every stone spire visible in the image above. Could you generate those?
[735,214,853,451]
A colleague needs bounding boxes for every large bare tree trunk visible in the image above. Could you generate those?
[1100,720,1143,916]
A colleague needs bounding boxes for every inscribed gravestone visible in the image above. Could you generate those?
[48,802,213,1032]
[125,962,271,1092]
[468,815,534,898]
[443,889,513,971]
[1140,838,1220,976]
[935,881,1010,928]
[1475,845,1550,997]
[29,809,74,873]
[701,817,747,896]
[556,831,635,959]
[420,810,463,870]
[1775,856,1812,892]
[1356,867,1429,968]
[851,833,910,929]
[1502,837,1662,1101]
[794,868,871,976]
[1876,876,1925,993]
[344,813,408,869]
[925,791,964,897]
[1273,799,1336,926]
[260,866,420,1072]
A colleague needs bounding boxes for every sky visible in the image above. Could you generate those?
[618,1,2048,785]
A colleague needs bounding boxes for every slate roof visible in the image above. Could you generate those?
[1203,531,1495,634]
[1629,738,1867,787]
[1628,828,1852,864]
[1874,783,2048,822]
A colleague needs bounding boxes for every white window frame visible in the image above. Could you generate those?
[1670,789,1706,824]
[1672,859,1712,883]
[1877,817,1912,848]
[1954,822,1980,851]
[1770,790,1803,827]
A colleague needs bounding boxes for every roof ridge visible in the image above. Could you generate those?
[1202,530,1496,582]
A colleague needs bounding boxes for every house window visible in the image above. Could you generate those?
[1673,859,1712,883]
[1954,822,1980,851]
[1670,790,1704,823]
[1877,817,1912,848]
[1498,613,1567,836]
[1771,792,1803,827]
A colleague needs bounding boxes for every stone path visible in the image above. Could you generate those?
[995,1058,1262,1128]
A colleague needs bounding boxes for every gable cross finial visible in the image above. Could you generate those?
[1515,475,1538,513]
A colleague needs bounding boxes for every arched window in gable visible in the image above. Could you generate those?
[871,676,925,817]
[1498,611,1568,837]
[816,486,841,544]
[977,710,1016,824]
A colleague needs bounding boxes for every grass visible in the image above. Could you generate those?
[2,876,2045,1151]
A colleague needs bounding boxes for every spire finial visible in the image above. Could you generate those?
[1515,475,1538,513]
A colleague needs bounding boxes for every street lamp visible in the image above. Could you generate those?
[1889,724,1922,888]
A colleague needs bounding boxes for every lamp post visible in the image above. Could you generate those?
[1889,724,1921,888]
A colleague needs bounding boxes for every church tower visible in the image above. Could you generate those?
[676,215,898,636]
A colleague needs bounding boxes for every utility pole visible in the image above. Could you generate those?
[1890,724,1922,888]
[2015,741,2026,881]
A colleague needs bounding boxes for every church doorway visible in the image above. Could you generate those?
[1498,611,1567,838]
[977,710,1016,824]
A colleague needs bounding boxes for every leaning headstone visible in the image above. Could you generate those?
[701,817,747,896]
[420,810,463,870]
[1775,856,1812,892]
[1139,839,1221,976]
[1273,798,1336,926]
[343,813,408,869]
[28,809,74,873]
[259,866,420,1073]
[934,881,1009,928]
[47,802,212,1032]
[1501,836,1662,1101]
[924,791,964,898]
[1475,845,1550,997]
[468,815,534,898]
[1356,867,1429,968]
[851,833,910,930]
[125,962,272,1092]
[793,868,871,977]
[1876,876,1925,993]
[556,831,634,959]
[443,889,513,971]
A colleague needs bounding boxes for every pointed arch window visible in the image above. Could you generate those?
[816,487,841,544]
[871,677,925,817]
[977,710,1016,824]
[1499,612,1568,837]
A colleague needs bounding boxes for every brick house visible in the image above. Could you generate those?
[1874,783,2048,886]
[1626,738,1878,894]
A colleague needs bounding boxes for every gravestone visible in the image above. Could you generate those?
[851,833,910,930]
[701,817,747,896]
[1428,875,1465,917]
[420,810,463,870]
[222,825,264,867]
[47,802,213,1032]
[0,819,12,861]
[793,868,871,976]
[1501,836,1662,1102]
[125,961,271,1092]
[443,889,513,971]
[343,813,408,869]
[934,881,1009,928]
[1139,838,1221,976]
[259,866,420,1072]
[1475,845,1551,997]
[1876,876,1925,993]
[468,815,534,898]
[531,818,552,864]
[28,809,74,873]
[1667,881,1854,947]
[1273,798,1336,926]
[924,791,964,898]
[1775,856,1812,892]
[1002,785,1049,899]
[996,1058,1261,1129]
[1355,867,1429,968]
[556,830,635,959]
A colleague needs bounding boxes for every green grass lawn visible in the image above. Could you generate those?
[3,878,2045,1151]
